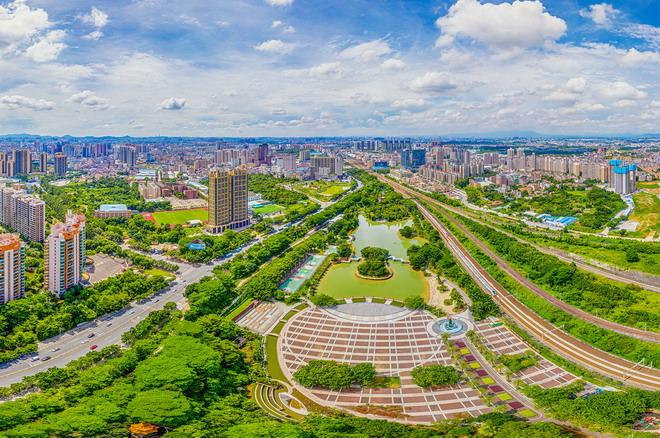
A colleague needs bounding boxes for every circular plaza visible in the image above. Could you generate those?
[277,301,490,424]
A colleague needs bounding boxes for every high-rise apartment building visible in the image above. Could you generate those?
[0,234,25,305]
[608,160,636,195]
[54,153,67,177]
[207,168,249,234]
[0,187,46,242]
[310,155,344,179]
[46,211,86,296]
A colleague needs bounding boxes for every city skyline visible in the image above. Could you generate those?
[0,0,658,137]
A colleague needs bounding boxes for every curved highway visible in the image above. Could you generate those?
[363,169,660,390]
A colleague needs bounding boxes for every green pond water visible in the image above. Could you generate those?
[352,215,425,259]
[316,261,428,300]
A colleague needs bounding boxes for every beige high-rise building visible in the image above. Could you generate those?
[39,152,48,174]
[207,168,249,234]
[46,211,86,296]
[0,234,25,305]
[0,187,45,242]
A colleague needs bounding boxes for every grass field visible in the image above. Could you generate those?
[143,268,176,279]
[253,204,284,215]
[152,208,208,225]
[295,181,353,201]
[637,181,660,189]
[628,191,660,238]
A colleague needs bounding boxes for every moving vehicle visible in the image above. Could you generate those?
[89,345,98,350]
[41,356,51,361]
[87,333,95,338]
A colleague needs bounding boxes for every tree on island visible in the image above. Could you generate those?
[357,247,390,278]
[337,243,353,259]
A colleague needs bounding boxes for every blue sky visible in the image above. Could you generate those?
[0,0,658,136]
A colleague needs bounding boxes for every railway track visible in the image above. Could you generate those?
[359,166,660,390]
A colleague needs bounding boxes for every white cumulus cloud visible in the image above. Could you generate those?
[435,0,566,50]
[0,94,55,111]
[409,72,457,93]
[339,40,392,61]
[160,97,186,110]
[78,6,109,40]
[0,0,51,53]
[254,39,294,54]
[25,30,66,62]
[579,3,618,27]
[381,58,407,71]
[69,90,110,110]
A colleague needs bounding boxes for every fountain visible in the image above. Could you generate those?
[432,316,466,336]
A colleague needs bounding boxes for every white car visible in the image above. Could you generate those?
[52,347,60,352]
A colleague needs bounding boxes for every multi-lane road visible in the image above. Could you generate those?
[365,169,660,390]
[0,180,358,387]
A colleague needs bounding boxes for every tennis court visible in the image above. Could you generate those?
[280,254,326,293]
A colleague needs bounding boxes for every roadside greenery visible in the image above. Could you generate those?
[451,212,659,331]
[0,271,169,363]
[524,382,659,434]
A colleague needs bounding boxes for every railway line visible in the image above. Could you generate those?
[360,166,660,390]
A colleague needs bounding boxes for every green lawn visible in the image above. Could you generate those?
[143,268,176,279]
[253,204,284,215]
[295,181,353,201]
[266,334,288,382]
[226,298,255,321]
[152,208,208,225]
[316,261,428,300]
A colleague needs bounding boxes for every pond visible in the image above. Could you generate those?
[316,261,428,300]
[352,215,426,259]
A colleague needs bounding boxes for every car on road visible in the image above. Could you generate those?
[89,345,98,350]
[52,347,60,352]
[129,310,135,315]
[41,356,51,361]
[87,333,95,338]
[106,322,112,327]
[30,356,40,362]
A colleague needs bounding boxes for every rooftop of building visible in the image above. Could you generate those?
[98,204,129,212]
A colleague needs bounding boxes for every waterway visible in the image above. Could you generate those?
[352,215,426,259]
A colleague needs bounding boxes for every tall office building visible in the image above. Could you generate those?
[46,211,86,296]
[117,145,137,168]
[39,152,48,174]
[207,168,249,234]
[0,187,45,242]
[54,153,67,177]
[0,234,25,305]
[257,143,269,164]
[12,149,31,175]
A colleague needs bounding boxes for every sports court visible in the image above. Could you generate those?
[278,303,492,423]
[280,254,326,293]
